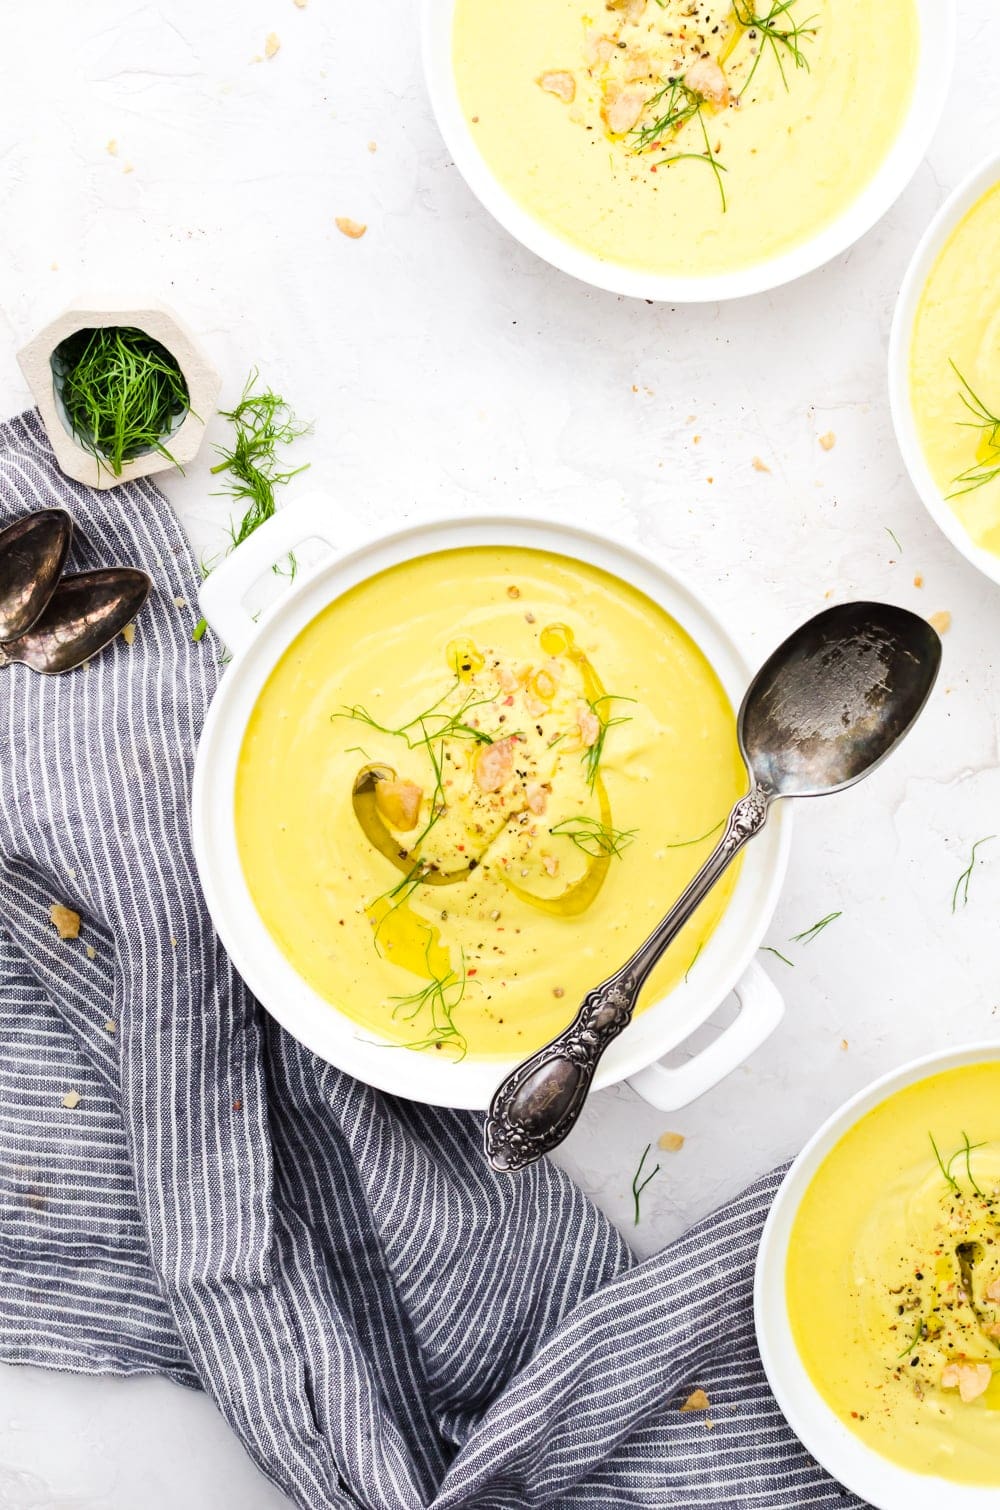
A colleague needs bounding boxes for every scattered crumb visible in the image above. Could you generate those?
[293,0,307,7]
[913,574,924,589]
[552,985,565,998]
[121,623,135,645]
[49,903,80,940]
[173,596,188,609]
[818,431,836,451]
[265,31,281,57]
[525,612,536,624]
[681,1389,710,1413]
[367,141,377,153]
[122,163,134,175]
[86,944,96,960]
[106,139,118,156]
[171,936,178,949]
[928,610,951,634]
[104,1020,116,1034]
[840,1038,849,1051]
[658,1131,685,1152]
[50,262,58,271]
[335,216,367,239]
[61,1090,82,1110]
[692,434,702,445]
[751,456,770,473]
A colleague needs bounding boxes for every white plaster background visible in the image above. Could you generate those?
[0,0,997,1503]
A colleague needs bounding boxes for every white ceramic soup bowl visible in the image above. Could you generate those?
[755,1041,1000,1510]
[421,0,955,304]
[193,493,791,1109]
[889,151,1000,588]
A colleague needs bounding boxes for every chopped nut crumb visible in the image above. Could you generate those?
[61,1090,81,1110]
[293,0,307,7]
[265,31,281,57]
[537,70,576,104]
[840,1038,849,1051]
[173,596,188,609]
[121,623,135,645]
[928,610,951,634]
[106,139,118,156]
[552,986,565,998]
[49,903,81,940]
[336,216,367,239]
[367,140,377,153]
[751,456,771,473]
[104,1020,116,1034]
[658,1131,685,1152]
[122,163,134,175]
[818,431,836,451]
[913,574,924,589]
[681,1389,710,1413]
[86,944,96,960]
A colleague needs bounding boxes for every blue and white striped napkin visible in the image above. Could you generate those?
[0,410,864,1509]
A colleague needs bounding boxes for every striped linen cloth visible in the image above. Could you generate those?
[0,410,864,1510]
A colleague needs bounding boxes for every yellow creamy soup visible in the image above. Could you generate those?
[787,1064,1000,1486]
[452,0,919,278]
[235,547,744,1060]
[911,181,1000,556]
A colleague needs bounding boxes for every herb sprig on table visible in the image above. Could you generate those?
[193,371,310,641]
[631,1143,661,1226]
[53,325,190,478]
[947,362,1000,498]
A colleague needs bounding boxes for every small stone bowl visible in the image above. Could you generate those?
[17,300,220,491]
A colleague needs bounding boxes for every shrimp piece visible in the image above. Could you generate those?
[577,706,600,748]
[602,85,646,136]
[941,1363,992,1404]
[526,782,549,816]
[538,70,576,104]
[684,56,730,108]
[475,737,516,794]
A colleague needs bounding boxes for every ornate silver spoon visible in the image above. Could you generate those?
[0,509,73,641]
[0,568,151,674]
[484,601,942,1173]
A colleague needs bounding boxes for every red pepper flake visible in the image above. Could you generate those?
[233,1098,242,1111]
[468,968,478,976]
[503,695,514,706]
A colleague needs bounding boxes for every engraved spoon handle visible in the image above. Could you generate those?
[484,786,772,1172]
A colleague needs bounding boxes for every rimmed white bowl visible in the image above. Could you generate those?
[755,1041,1000,1510]
[421,0,955,304]
[889,150,1000,588]
[193,492,791,1109]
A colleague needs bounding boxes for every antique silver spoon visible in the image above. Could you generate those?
[485,601,942,1173]
[0,568,151,674]
[0,509,73,641]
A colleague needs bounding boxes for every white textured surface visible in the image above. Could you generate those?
[0,1,996,1504]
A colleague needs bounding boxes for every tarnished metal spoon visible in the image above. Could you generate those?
[0,509,73,641]
[0,569,151,674]
[484,602,942,1174]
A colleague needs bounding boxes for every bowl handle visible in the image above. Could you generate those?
[197,490,347,655]
[625,960,784,1111]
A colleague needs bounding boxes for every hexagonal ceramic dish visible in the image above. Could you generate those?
[17,300,220,491]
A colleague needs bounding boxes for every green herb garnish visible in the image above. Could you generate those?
[734,0,817,94]
[884,526,903,554]
[951,836,995,914]
[387,930,468,1059]
[630,80,727,210]
[549,815,637,858]
[895,1315,924,1360]
[790,910,842,944]
[665,819,725,850]
[334,684,496,751]
[760,945,794,967]
[631,1143,661,1226]
[53,325,190,478]
[194,371,310,640]
[947,361,1000,498]
[582,693,634,791]
[685,941,703,983]
[930,1131,988,1198]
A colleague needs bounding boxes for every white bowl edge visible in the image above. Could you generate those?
[421,0,956,304]
[888,149,1000,589]
[192,513,792,1109]
[754,1040,1000,1510]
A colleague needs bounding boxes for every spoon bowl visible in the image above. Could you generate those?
[485,602,942,1173]
[0,509,73,642]
[740,602,942,798]
[0,568,151,674]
